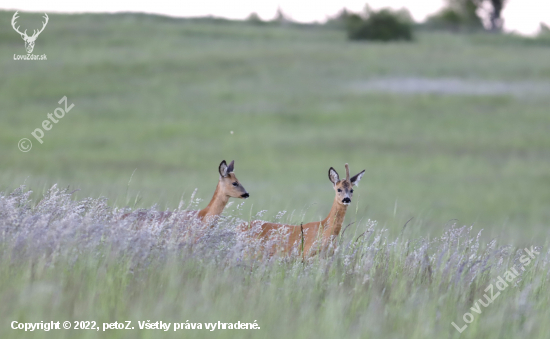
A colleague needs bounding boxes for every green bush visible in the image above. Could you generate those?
[425,0,484,32]
[425,8,463,31]
[347,8,413,42]
[246,12,265,26]
[540,23,550,36]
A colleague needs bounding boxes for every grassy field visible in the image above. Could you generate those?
[1,12,550,242]
[0,10,549,338]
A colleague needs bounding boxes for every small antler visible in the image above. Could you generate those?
[31,13,49,38]
[345,163,350,181]
[11,11,27,37]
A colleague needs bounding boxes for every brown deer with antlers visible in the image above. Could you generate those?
[11,11,49,54]
[243,163,364,258]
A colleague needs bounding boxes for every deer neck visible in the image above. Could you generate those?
[198,181,229,220]
[321,197,348,239]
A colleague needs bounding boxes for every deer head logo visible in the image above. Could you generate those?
[11,11,49,54]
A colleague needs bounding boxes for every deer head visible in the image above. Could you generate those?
[12,11,49,54]
[218,160,249,199]
[328,164,365,206]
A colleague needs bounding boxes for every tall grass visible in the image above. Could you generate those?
[1,185,548,338]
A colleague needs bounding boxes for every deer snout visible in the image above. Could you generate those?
[241,193,250,199]
[342,197,351,204]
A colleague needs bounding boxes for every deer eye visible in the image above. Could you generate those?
[337,189,342,192]
[350,189,354,193]
[232,182,238,187]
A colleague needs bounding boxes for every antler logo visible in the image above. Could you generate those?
[11,11,49,54]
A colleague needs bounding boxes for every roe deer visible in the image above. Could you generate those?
[242,164,364,258]
[195,159,249,221]
[122,160,249,226]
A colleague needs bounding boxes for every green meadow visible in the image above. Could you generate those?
[2,12,550,242]
[1,11,550,339]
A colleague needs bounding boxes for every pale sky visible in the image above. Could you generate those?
[2,0,549,36]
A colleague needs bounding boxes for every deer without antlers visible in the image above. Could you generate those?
[196,160,250,221]
[122,160,249,226]
[243,163,365,258]
[11,11,49,54]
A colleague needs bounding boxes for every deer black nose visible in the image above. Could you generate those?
[241,193,249,199]
[342,197,351,204]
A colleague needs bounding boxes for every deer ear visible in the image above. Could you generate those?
[350,170,365,187]
[219,160,229,177]
[328,167,339,185]
[226,160,234,174]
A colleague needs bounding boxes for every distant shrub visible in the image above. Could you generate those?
[325,8,352,29]
[540,23,550,36]
[346,8,413,42]
[246,12,265,26]
[425,8,463,31]
[425,0,484,32]
[533,23,550,45]
[273,7,292,26]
